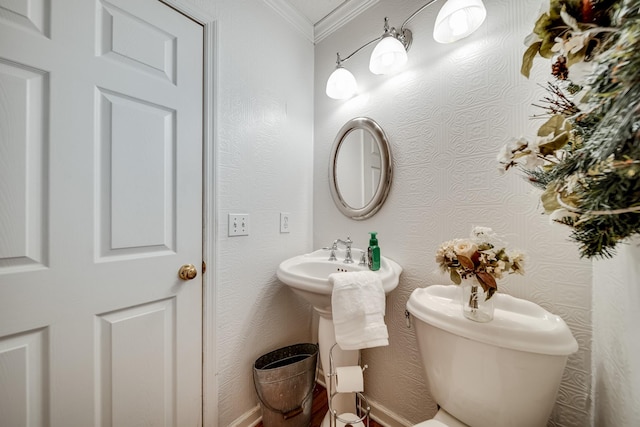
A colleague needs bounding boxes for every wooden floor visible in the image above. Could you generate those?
[256,383,384,427]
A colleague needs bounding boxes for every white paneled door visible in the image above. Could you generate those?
[0,1,203,426]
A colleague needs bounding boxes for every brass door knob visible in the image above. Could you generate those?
[178,264,198,280]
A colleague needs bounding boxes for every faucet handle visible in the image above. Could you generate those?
[323,240,338,261]
[358,250,367,266]
[322,240,338,250]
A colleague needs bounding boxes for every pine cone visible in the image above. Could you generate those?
[551,56,569,80]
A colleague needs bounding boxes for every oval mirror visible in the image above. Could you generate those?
[329,117,393,220]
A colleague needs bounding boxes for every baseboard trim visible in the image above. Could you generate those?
[230,376,414,427]
[229,404,261,427]
[367,398,413,427]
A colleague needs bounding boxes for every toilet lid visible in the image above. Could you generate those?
[414,420,448,427]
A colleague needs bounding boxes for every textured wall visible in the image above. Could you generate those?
[592,237,640,426]
[212,3,315,425]
[314,0,593,425]
[180,0,316,425]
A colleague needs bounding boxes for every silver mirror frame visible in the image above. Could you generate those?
[329,117,393,220]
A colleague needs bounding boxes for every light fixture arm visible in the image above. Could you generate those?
[400,0,442,33]
[336,35,382,65]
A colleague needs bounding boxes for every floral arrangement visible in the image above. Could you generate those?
[498,0,640,258]
[436,227,525,300]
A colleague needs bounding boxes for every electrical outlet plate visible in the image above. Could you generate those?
[228,214,249,236]
[280,212,290,233]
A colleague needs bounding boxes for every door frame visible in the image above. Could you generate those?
[158,2,218,425]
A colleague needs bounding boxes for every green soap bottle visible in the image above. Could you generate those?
[368,232,380,271]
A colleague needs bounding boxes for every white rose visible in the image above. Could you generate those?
[453,240,477,259]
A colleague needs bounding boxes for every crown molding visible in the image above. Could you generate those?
[262,0,378,44]
[314,0,379,43]
[262,0,314,43]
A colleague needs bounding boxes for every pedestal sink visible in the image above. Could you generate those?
[277,248,402,427]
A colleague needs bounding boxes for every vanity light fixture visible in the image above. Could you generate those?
[369,18,409,75]
[325,0,487,99]
[433,0,487,43]
[326,54,359,100]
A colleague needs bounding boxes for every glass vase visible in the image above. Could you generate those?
[461,278,494,322]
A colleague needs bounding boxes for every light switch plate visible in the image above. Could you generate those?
[228,214,249,236]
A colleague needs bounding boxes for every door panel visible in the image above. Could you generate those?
[0,327,49,427]
[97,88,177,256]
[0,1,203,426]
[0,59,49,272]
[98,1,177,83]
[96,298,176,426]
[0,0,51,37]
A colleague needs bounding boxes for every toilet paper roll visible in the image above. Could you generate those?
[335,366,364,393]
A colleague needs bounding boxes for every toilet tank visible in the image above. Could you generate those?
[406,285,578,427]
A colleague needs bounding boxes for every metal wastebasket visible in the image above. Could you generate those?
[253,343,319,427]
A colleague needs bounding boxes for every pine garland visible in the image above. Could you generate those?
[500,0,640,258]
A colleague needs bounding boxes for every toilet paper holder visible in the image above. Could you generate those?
[327,343,371,427]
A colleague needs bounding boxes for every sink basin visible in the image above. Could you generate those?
[277,248,402,314]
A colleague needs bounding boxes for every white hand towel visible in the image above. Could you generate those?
[329,271,389,350]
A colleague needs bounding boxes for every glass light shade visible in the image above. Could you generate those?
[433,0,487,44]
[326,66,357,100]
[368,35,408,75]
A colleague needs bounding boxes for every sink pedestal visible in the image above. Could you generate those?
[317,310,364,427]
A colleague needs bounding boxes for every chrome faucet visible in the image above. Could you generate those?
[334,236,353,264]
[324,236,354,263]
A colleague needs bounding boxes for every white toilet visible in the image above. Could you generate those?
[406,285,578,427]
